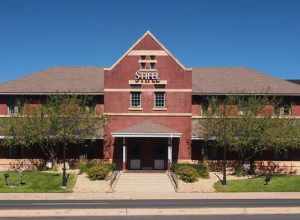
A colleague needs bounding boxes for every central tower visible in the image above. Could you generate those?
[103,31,192,170]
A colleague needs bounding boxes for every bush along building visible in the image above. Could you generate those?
[0,31,300,172]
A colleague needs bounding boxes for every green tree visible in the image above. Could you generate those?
[3,95,106,186]
[233,96,300,174]
[203,96,238,185]
[199,95,300,183]
[230,96,272,173]
[264,116,300,161]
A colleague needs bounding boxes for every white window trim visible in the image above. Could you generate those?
[130,91,142,108]
[154,92,166,109]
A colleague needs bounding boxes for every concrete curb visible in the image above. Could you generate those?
[0,207,300,217]
[2,192,300,200]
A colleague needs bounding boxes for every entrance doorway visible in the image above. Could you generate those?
[127,138,168,170]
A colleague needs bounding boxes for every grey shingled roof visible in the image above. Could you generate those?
[0,67,299,95]
[0,67,104,94]
[192,67,300,95]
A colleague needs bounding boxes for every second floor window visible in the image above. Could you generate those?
[131,92,141,108]
[154,92,165,108]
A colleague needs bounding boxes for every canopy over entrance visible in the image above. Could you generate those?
[111,121,181,138]
[112,121,180,170]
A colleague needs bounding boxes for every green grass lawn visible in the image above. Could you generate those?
[0,171,77,193]
[214,175,300,192]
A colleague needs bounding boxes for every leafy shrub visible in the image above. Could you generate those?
[175,165,198,183]
[86,159,99,169]
[79,159,102,174]
[87,165,109,180]
[172,163,209,179]
[109,163,117,171]
[86,163,115,180]
[193,163,209,178]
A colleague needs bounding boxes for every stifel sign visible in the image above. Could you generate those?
[135,70,160,83]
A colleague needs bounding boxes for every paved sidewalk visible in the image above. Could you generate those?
[0,207,300,217]
[1,192,300,200]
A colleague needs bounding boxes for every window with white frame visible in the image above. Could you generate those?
[8,105,19,115]
[280,104,291,116]
[275,103,291,116]
[7,97,20,115]
[130,92,141,108]
[139,55,156,70]
[154,92,165,108]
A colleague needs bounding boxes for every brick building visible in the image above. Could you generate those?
[0,31,300,170]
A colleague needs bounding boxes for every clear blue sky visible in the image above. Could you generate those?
[0,0,299,83]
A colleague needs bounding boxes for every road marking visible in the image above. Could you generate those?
[32,202,108,205]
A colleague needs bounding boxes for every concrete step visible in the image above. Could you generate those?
[114,172,174,193]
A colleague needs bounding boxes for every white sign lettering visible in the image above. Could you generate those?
[135,71,160,83]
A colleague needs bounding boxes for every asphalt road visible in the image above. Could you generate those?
[0,199,300,209]
[0,215,300,220]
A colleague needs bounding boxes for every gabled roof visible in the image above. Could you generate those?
[192,67,300,95]
[111,121,181,138]
[105,31,191,71]
[0,67,104,94]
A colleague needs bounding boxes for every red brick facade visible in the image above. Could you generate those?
[104,32,192,168]
[0,96,8,115]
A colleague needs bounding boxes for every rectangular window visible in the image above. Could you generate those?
[8,105,19,115]
[7,97,20,115]
[150,62,156,69]
[275,103,291,116]
[154,92,165,108]
[9,146,19,159]
[131,92,141,108]
[140,62,146,69]
[280,105,291,116]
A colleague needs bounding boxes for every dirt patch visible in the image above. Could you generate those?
[73,173,111,193]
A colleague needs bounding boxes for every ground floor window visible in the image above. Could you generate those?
[191,140,300,161]
[0,140,103,160]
